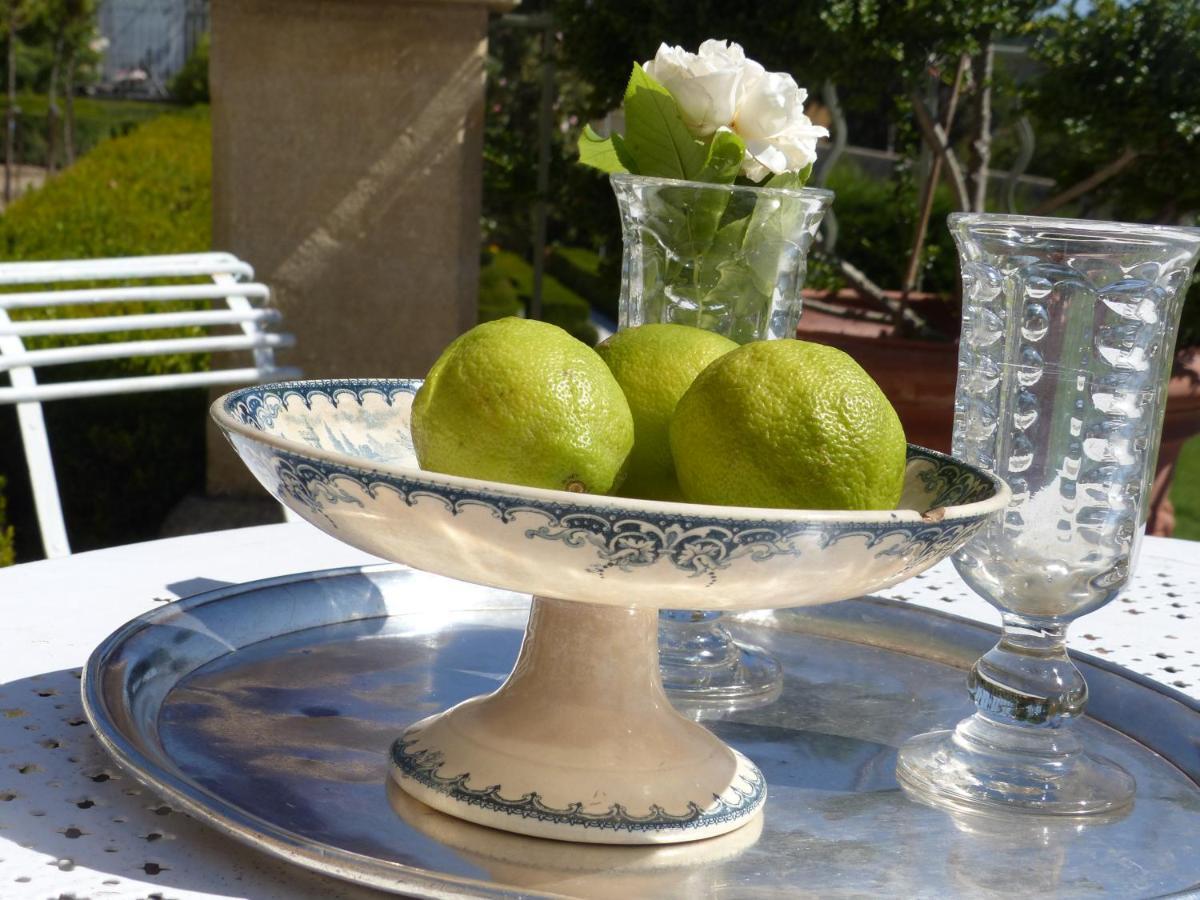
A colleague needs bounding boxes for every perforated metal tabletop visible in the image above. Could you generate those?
[0,523,1195,899]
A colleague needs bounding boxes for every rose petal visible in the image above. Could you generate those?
[743,138,791,177]
[670,71,741,135]
[643,42,696,84]
[639,39,826,176]
[736,72,804,140]
[697,39,747,68]
[740,157,769,182]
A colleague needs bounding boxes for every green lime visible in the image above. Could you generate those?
[596,324,738,501]
[412,318,634,494]
[670,339,907,510]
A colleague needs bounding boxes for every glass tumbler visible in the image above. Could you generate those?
[897,213,1200,814]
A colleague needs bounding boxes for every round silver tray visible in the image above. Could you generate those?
[83,565,1200,898]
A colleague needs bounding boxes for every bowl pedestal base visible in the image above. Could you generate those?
[389,596,766,844]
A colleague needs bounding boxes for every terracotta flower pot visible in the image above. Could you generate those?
[798,304,1200,538]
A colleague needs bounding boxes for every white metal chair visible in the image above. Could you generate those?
[0,252,301,558]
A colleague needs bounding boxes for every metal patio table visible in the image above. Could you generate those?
[0,521,1196,899]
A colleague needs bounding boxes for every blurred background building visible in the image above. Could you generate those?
[96,0,208,95]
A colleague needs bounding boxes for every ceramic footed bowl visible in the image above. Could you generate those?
[212,378,1007,846]
[212,378,1007,611]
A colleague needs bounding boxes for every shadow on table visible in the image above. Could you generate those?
[166,576,238,598]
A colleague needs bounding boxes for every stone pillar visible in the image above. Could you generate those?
[207,0,500,495]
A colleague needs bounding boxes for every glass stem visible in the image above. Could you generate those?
[658,609,738,669]
[967,615,1087,728]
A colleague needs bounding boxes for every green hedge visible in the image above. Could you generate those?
[0,107,210,261]
[544,246,619,325]
[1,93,181,169]
[0,475,13,567]
[170,35,211,106]
[0,109,213,563]
[1172,436,1200,541]
[479,249,599,346]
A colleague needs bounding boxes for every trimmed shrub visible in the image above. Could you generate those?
[2,93,181,169]
[478,249,599,346]
[170,35,211,105]
[0,109,213,562]
[544,246,619,325]
[478,254,523,322]
[0,475,13,567]
[0,108,211,261]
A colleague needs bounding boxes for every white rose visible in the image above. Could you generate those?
[644,40,758,138]
[735,70,829,181]
[642,39,828,181]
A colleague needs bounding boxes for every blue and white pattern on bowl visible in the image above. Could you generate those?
[213,379,1008,610]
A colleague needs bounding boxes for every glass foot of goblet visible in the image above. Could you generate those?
[896,713,1135,817]
[658,610,783,708]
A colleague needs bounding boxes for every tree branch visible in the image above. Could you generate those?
[1004,115,1036,213]
[822,253,946,340]
[910,91,971,212]
[903,55,970,295]
[813,80,847,188]
[967,40,994,213]
[803,295,892,323]
[64,49,76,165]
[814,81,847,254]
[1031,147,1139,215]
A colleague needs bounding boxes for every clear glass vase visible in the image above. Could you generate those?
[610,173,833,705]
[896,213,1200,815]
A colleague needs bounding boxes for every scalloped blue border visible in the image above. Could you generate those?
[219,379,997,582]
[390,734,764,833]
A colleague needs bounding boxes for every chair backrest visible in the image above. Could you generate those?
[0,252,300,558]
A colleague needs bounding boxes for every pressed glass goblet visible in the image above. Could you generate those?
[610,173,832,704]
[897,213,1200,815]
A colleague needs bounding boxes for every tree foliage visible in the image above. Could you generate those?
[819,0,1046,83]
[552,0,831,117]
[2,0,101,92]
[482,9,614,254]
[1028,0,1200,222]
[489,0,1199,341]
[169,32,209,105]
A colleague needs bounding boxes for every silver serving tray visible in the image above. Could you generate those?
[83,565,1200,899]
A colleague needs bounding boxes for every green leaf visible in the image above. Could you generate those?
[609,132,638,172]
[720,163,819,296]
[696,130,746,184]
[620,63,707,180]
[764,163,814,190]
[706,213,752,268]
[578,124,629,174]
[739,190,811,297]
